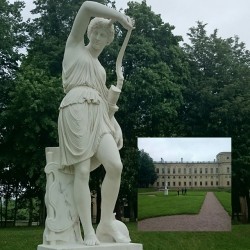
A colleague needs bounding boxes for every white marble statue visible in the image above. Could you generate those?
[41,1,135,248]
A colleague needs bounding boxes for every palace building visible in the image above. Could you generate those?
[153,152,231,189]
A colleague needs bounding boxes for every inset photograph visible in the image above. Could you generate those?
[137,137,231,231]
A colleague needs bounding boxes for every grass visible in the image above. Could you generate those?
[138,190,206,220]
[214,191,232,215]
[1,224,250,250]
[0,226,42,250]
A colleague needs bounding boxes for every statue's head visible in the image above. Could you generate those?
[87,17,115,45]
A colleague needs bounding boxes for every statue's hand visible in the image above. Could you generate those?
[119,14,135,31]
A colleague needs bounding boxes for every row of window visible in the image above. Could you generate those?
[156,180,231,187]
[156,167,230,174]
[159,175,231,179]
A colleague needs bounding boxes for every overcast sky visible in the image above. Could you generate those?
[138,138,231,162]
[116,0,250,50]
[18,0,250,49]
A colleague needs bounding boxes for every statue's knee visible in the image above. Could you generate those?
[75,164,90,181]
[109,161,123,178]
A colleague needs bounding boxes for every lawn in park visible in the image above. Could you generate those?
[214,190,232,215]
[138,190,206,220]
[1,223,250,250]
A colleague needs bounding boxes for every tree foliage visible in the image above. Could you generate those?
[138,149,157,188]
[183,22,250,221]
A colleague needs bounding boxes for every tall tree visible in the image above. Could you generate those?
[0,0,26,226]
[138,149,157,188]
[183,22,250,221]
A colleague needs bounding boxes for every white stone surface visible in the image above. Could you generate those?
[37,243,143,250]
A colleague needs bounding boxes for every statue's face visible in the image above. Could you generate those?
[89,28,109,51]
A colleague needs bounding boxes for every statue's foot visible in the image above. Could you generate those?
[96,220,131,243]
[83,233,100,246]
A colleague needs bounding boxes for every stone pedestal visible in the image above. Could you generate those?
[37,243,143,250]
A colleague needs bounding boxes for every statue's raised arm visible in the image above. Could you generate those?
[66,1,133,47]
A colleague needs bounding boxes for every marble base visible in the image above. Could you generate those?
[37,243,143,250]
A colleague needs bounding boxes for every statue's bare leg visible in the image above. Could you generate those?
[74,160,100,246]
[95,133,130,243]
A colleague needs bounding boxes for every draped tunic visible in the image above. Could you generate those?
[58,47,115,166]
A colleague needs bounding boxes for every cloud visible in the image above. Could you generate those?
[138,137,231,162]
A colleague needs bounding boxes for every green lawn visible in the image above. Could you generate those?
[138,190,206,220]
[214,191,232,215]
[1,224,250,250]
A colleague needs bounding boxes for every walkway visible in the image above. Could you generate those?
[138,192,231,231]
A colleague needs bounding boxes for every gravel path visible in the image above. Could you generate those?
[138,192,231,231]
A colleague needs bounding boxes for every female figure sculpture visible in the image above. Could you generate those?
[58,1,134,246]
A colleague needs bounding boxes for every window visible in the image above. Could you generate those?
[216,181,218,186]
[205,181,207,186]
[205,168,208,174]
[162,168,165,174]
[200,181,202,186]
[167,168,170,174]
[211,168,214,174]
[216,168,218,173]
[211,181,213,186]
[227,181,230,186]
[179,182,181,186]
[184,168,186,174]
[200,168,202,174]
[189,182,192,186]
[227,167,230,174]
[178,168,181,174]
[195,182,197,186]
[157,182,159,187]
[184,182,186,186]
[162,182,165,187]
[189,168,192,174]
[168,182,170,186]
[156,168,159,173]
[179,176,181,179]
[194,168,197,174]
[173,169,176,174]
[173,182,175,186]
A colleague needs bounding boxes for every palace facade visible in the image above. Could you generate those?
[153,152,231,189]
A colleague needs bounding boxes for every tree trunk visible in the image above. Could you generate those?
[0,195,3,227]
[4,184,10,227]
[129,197,137,222]
[39,194,46,226]
[115,199,122,221]
[13,184,19,227]
[96,186,101,224]
[28,197,33,227]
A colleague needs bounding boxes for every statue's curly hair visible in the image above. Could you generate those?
[87,17,115,45]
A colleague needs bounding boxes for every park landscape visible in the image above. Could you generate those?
[1,189,250,250]
[138,188,231,231]
[1,0,250,249]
